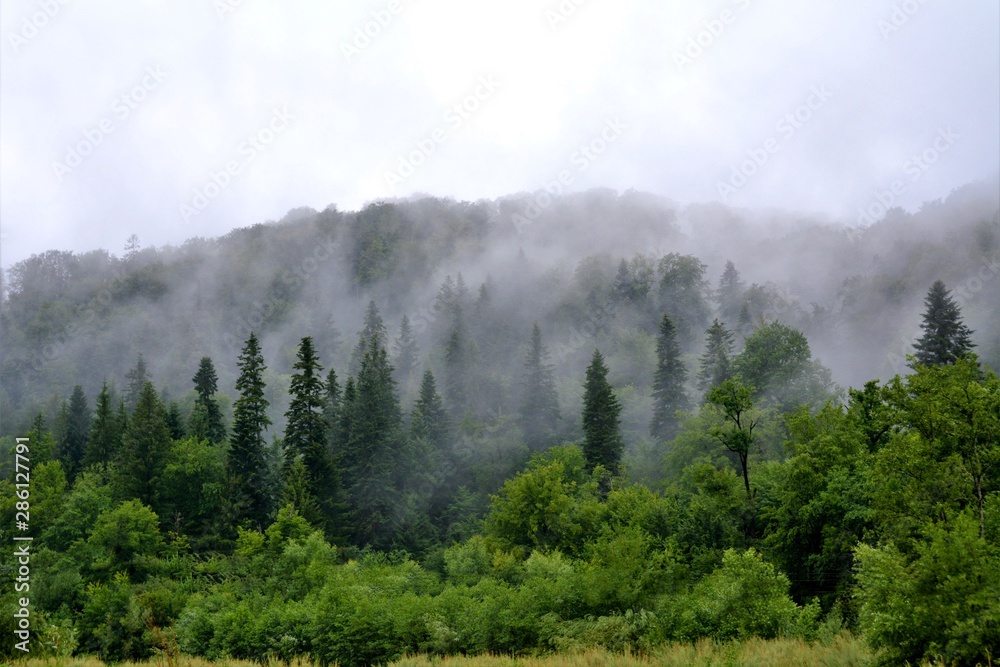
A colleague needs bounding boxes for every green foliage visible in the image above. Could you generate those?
[114,381,170,511]
[87,499,163,581]
[228,331,272,529]
[912,279,976,366]
[582,349,624,479]
[732,321,835,410]
[649,313,688,442]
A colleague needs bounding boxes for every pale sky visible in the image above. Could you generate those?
[1,0,997,267]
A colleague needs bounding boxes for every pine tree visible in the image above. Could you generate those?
[912,280,976,366]
[189,356,226,444]
[520,323,560,451]
[228,332,272,528]
[650,313,688,441]
[57,384,90,479]
[283,337,333,530]
[85,381,123,468]
[716,260,746,327]
[581,349,624,480]
[394,315,419,386]
[115,381,170,510]
[697,319,736,394]
[411,369,449,450]
[124,353,150,411]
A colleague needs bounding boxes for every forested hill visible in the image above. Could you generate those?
[2,181,997,435]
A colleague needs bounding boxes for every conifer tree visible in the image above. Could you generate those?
[698,319,736,393]
[520,323,560,450]
[85,381,123,468]
[411,369,448,450]
[350,300,388,373]
[283,337,333,530]
[394,315,419,386]
[324,368,342,454]
[581,349,624,479]
[345,337,404,547]
[650,313,688,441]
[124,353,149,411]
[912,280,975,366]
[164,401,185,440]
[228,332,272,528]
[716,260,746,327]
[337,375,356,460]
[444,308,469,416]
[57,384,90,479]
[115,381,170,510]
[189,356,226,444]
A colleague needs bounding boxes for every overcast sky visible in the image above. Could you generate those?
[1,0,997,267]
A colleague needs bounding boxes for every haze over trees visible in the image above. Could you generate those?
[0,185,998,664]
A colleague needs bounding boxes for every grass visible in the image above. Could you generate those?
[8,636,987,667]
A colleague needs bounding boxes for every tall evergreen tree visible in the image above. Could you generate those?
[189,356,226,444]
[581,349,624,480]
[57,384,90,479]
[650,313,688,442]
[115,381,170,510]
[345,337,404,547]
[697,319,736,394]
[912,280,976,366]
[337,375,356,460]
[124,353,149,411]
[164,401,185,440]
[350,300,388,373]
[394,315,419,386]
[324,368,342,455]
[411,369,449,450]
[520,323,560,450]
[444,308,469,416]
[283,337,335,532]
[228,332,272,529]
[715,260,746,327]
[84,381,123,468]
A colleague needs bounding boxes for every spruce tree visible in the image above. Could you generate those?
[115,381,170,510]
[124,353,149,411]
[228,332,272,528]
[697,319,736,394]
[337,375,356,461]
[411,369,449,450]
[912,280,975,366]
[350,300,387,373]
[520,323,560,450]
[394,315,419,386]
[716,260,746,327]
[581,349,624,479]
[165,401,185,440]
[324,368,342,455]
[190,356,226,444]
[444,309,469,416]
[345,337,404,547]
[283,337,334,530]
[85,381,123,468]
[650,313,688,441]
[57,384,90,479]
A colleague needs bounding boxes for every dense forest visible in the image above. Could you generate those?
[1,183,998,665]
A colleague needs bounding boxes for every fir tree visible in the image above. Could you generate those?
[165,401,185,440]
[228,332,272,528]
[350,300,388,373]
[650,313,688,441]
[57,384,90,479]
[697,319,736,394]
[581,349,624,479]
[283,337,333,529]
[337,375,356,461]
[411,369,449,450]
[115,381,170,510]
[444,308,469,416]
[520,323,560,451]
[324,367,342,455]
[124,353,149,411]
[716,260,746,327]
[85,381,123,468]
[912,280,976,366]
[394,314,419,386]
[189,356,226,444]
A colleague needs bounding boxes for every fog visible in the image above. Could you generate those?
[1,1,998,268]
